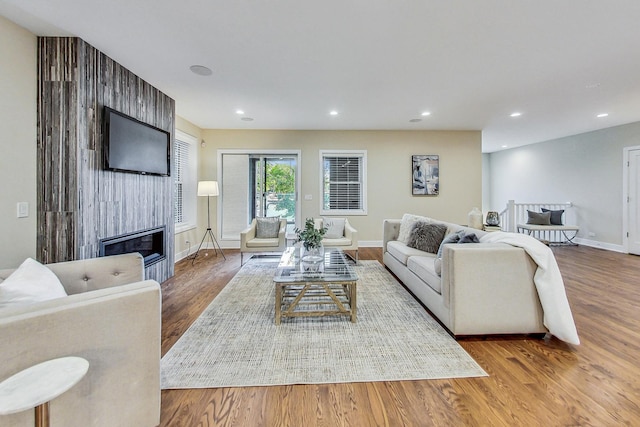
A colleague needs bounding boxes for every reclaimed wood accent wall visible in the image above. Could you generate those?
[37,37,175,282]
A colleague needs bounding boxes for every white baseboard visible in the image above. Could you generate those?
[573,237,625,253]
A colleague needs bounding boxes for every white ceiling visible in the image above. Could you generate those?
[2,0,640,152]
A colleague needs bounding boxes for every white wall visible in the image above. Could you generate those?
[488,121,640,249]
[0,16,36,268]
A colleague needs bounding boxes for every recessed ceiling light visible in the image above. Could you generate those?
[236,109,244,115]
[596,113,609,118]
[510,112,522,118]
[329,110,338,116]
[501,145,508,148]
[189,65,212,76]
[421,111,431,116]
[241,117,254,122]
[409,118,422,123]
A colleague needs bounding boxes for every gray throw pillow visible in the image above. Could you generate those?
[436,230,464,258]
[527,210,551,225]
[407,222,448,254]
[256,217,280,238]
[541,208,564,225]
[459,232,480,244]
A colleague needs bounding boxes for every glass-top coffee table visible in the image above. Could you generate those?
[273,247,358,325]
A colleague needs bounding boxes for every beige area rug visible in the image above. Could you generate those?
[161,260,487,389]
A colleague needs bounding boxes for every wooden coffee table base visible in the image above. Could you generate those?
[275,281,357,325]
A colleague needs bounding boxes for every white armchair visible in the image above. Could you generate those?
[240,218,288,265]
[0,253,161,427]
[313,218,359,263]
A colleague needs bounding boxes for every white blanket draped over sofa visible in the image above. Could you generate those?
[480,231,580,345]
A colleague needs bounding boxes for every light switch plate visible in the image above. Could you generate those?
[304,194,312,200]
[17,202,28,218]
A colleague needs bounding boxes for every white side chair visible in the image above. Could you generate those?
[240,218,287,265]
[313,218,359,263]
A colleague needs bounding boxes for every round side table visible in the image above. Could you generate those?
[0,356,89,427]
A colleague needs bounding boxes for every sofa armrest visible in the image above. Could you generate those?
[240,219,257,250]
[383,219,401,252]
[441,243,545,335]
[343,220,358,245]
[44,253,145,295]
[0,280,161,426]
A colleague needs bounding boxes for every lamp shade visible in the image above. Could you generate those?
[197,181,219,197]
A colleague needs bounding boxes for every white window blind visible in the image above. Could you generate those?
[174,139,188,223]
[174,131,197,231]
[320,150,367,215]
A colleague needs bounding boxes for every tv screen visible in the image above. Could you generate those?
[104,107,171,176]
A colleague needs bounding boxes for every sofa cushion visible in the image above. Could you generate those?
[387,241,432,265]
[246,237,281,248]
[323,218,345,239]
[322,237,352,246]
[256,217,281,238]
[541,208,565,225]
[407,222,448,254]
[398,213,429,244]
[407,255,442,294]
[0,258,67,309]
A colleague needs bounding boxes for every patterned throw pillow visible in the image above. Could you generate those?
[323,218,345,239]
[406,222,448,254]
[256,217,280,238]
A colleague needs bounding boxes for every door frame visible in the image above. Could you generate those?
[622,145,640,253]
[217,149,301,246]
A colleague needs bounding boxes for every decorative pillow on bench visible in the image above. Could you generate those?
[526,210,551,225]
[541,208,565,225]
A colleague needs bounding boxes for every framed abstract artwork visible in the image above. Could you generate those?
[412,155,439,196]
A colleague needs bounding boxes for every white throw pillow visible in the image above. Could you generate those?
[323,218,346,239]
[398,214,430,244]
[0,258,67,309]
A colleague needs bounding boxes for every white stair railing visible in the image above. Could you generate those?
[498,200,575,232]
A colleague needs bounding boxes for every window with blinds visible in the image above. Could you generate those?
[174,131,197,231]
[174,139,188,223]
[320,150,367,215]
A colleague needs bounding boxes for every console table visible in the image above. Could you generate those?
[0,356,89,427]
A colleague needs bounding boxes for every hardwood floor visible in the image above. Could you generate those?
[160,246,640,426]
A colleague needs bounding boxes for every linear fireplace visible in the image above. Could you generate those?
[99,226,166,267]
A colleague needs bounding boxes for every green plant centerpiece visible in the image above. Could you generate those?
[295,218,327,251]
[295,218,327,271]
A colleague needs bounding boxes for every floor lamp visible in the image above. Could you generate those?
[192,181,225,264]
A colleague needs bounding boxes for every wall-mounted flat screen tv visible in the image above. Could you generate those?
[104,107,171,176]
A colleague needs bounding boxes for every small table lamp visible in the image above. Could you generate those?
[191,181,225,263]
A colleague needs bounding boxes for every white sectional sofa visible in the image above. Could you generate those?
[383,216,548,337]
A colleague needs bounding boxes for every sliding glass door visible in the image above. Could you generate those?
[250,156,297,224]
[219,150,300,242]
